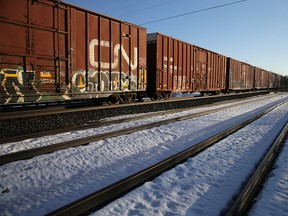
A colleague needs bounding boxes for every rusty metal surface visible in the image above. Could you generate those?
[193,46,207,92]
[268,72,278,89]
[0,0,147,104]
[147,33,226,96]
[206,49,226,92]
[255,67,268,89]
[147,33,195,95]
[226,58,254,91]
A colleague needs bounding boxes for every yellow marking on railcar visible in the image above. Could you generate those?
[40,72,52,78]
[77,76,85,88]
[4,73,18,78]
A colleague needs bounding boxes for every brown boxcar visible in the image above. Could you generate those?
[146,32,226,99]
[283,76,288,88]
[0,0,147,104]
[194,46,226,94]
[278,74,288,89]
[254,67,269,89]
[147,33,194,99]
[226,57,254,92]
[268,72,279,89]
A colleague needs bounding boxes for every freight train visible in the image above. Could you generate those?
[0,0,287,106]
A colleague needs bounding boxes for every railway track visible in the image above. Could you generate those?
[1,94,287,215]
[0,96,284,165]
[224,122,288,215]
[0,93,275,145]
[43,99,287,216]
[0,91,269,119]
[0,91,270,139]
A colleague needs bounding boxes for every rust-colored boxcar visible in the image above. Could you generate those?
[0,0,147,104]
[146,32,226,99]
[254,67,269,89]
[146,33,194,99]
[226,57,254,92]
[268,72,279,89]
[193,46,226,94]
[278,74,288,89]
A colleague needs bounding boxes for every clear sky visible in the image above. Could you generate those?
[64,0,288,76]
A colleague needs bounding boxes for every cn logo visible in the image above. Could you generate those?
[89,39,138,70]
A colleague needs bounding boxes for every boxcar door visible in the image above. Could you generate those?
[194,48,208,91]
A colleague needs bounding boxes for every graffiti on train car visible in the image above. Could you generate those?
[0,68,40,104]
[89,39,138,70]
[0,68,67,104]
[163,56,189,91]
[71,69,138,93]
[0,38,146,103]
[71,39,145,93]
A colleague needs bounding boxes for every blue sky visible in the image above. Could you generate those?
[64,0,288,76]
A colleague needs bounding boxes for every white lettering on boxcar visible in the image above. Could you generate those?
[89,39,138,70]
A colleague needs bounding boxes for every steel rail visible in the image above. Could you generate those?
[1,99,284,165]
[0,95,268,144]
[0,91,269,120]
[223,122,288,216]
[45,100,287,216]
[0,92,271,140]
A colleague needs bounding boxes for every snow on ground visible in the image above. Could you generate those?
[0,94,282,155]
[248,138,288,216]
[90,96,288,216]
[0,93,287,215]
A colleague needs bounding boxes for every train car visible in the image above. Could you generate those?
[146,33,194,99]
[279,75,288,89]
[283,76,288,89]
[254,67,269,90]
[0,0,147,105]
[146,32,226,99]
[268,72,279,89]
[194,46,226,94]
[226,57,254,92]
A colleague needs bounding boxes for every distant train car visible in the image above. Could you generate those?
[194,46,226,94]
[226,57,254,92]
[279,75,288,89]
[268,72,279,89]
[146,32,226,99]
[0,0,147,105]
[254,67,269,90]
[283,76,288,88]
[146,33,194,99]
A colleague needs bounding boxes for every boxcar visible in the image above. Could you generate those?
[146,33,194,99]
[268,72,279,89]
[279,75,288,89]
[226,57,254,92]
[146,32,226,99]
[0,0,147,105]
[194,46,226,94]
[254,67,269,90]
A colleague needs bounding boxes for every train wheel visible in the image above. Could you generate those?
[150,95,158,101]
[119,95,126,104]
[163,92,171,100]
[128,93,136,103]
[137,96,144,102]
[119,93,136,104]
[150,93,160,101]
[107,95,119,105]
